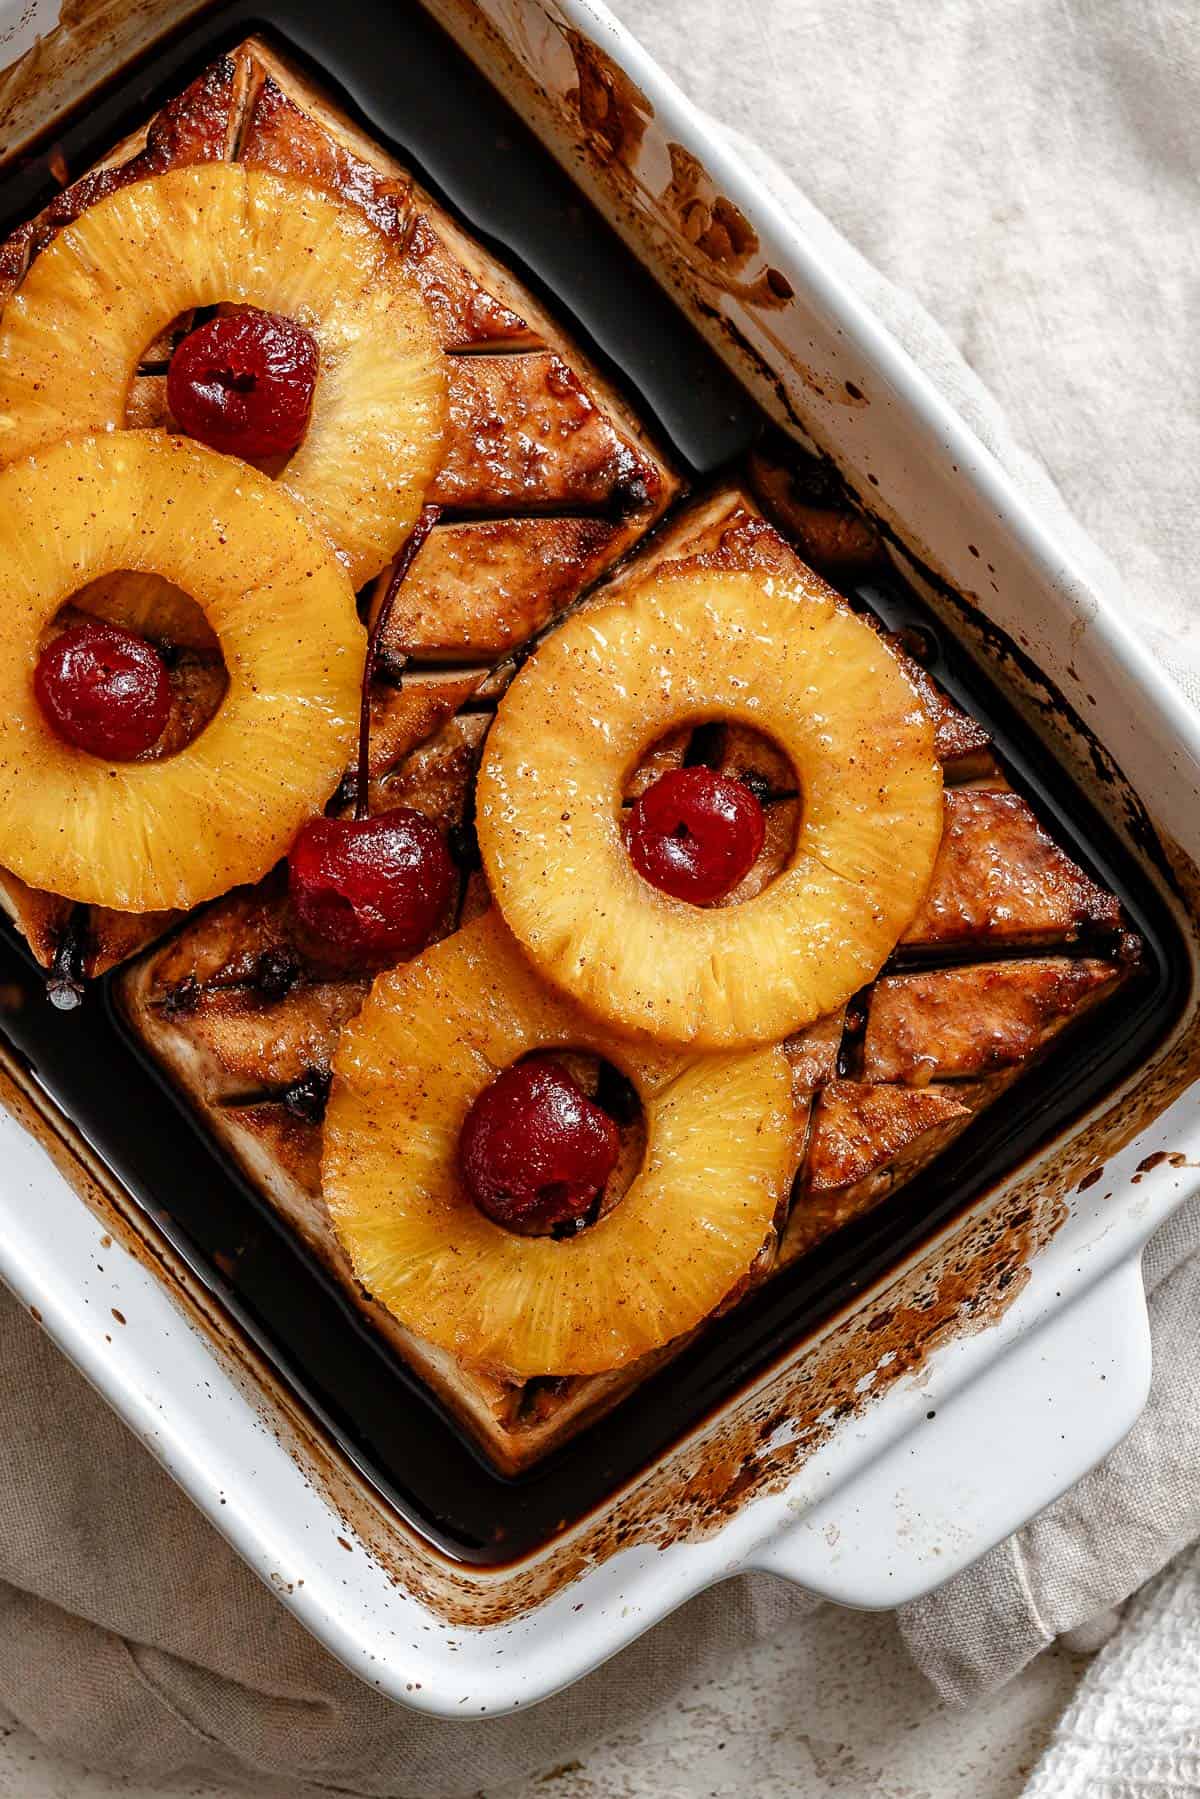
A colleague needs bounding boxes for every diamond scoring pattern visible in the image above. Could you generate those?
[125,474,1137,1469]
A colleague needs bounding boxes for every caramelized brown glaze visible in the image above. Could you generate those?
[84,903,183,974]
[864,958,1122,1084]
[148,873,296,993]
[239,68,534,351]
[374,517,620,661]
[362,672,489,788]
[781,1083,973,1263]
[0,56,244,306]
[228,1099,324,1196]
[431,351,662,512]
[366,712,489,821]
[748,443,884,577]
[805,1079,972,1194]
[905,789,1123,950]
[167,983,369,1094]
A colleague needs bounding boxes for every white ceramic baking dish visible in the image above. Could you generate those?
[0,0,1198,1718]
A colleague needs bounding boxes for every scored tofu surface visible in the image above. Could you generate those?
[863,958,1122,1084]
[122,470,1137,1470]
[903,789,1123,950]
[0,38,677,982]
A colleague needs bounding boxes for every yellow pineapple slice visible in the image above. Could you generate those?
[0,431,362,911]
[323,909,795,1378]
[0,165,445,586]
[477,564,943,1048]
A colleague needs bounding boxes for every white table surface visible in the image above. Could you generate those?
[0,1609,1081,1798]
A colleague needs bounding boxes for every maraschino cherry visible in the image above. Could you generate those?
[289,809,453,966]
[34,619,171,760]
[288,506,452,967]
[168,306,318,460]
[460,1058,620,1234]
[627,764,764,904]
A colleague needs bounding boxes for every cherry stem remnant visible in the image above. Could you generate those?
[354,504,441,822]
[46,905,88,1011]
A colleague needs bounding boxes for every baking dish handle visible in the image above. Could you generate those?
[747,1255,1151,1608]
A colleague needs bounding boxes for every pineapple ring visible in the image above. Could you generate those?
[323,909,796,1379]
[0,164,446,587]
[477,566,944,1048]
[0,432,363,912]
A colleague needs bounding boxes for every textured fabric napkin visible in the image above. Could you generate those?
[1021,1532,1200,1799]
[1021,1542,1200,1796]
[1,0,1198,1791]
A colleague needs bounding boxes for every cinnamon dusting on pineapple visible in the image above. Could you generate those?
[323,909,794,1378]
[478,563,944,1047]
[0,433,363,914]
[0,163,447,587]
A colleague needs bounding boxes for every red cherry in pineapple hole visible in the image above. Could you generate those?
[167,307,318,460]
[626,765,765,904]
[34,620,171,760]
[460,1058,621,1235]
[288,810,454,968]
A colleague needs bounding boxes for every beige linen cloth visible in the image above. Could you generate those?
[2,0,1199,1790]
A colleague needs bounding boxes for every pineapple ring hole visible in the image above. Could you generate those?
[40,574,229,764]
[490,1049,647,1237]
[133,308,198,374]
[476,567,945,1049]
[135,302,266,371]
[623,719,801,908]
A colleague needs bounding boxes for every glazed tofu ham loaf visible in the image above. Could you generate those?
[123,478,1137,1471]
